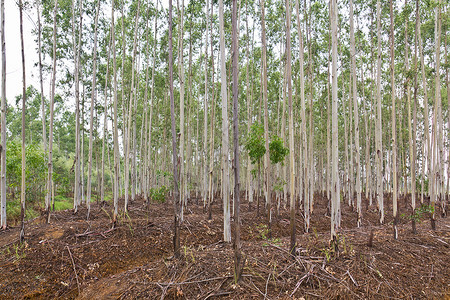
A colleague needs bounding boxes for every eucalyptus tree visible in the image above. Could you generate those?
[330,0,340,248]
[46,0,58,224]
[73,0,83,214]
[431,0,442,229]
[260,0,271,237]
[124,0,141,212]
[231,0,242,283]
[112,0,120,225]
[169,0,181,257]
[390,0,398,239]
[286,0,296,256]
[87,0,101,220]
[295,0,307,232]
[19,0,26,242]
[0,0,6,230]
[349,0,361,227]
[375,0,383,224]
[178,0,186,218]
[219,0,231,242]
[203,0,209,210]
[207,0,215,221]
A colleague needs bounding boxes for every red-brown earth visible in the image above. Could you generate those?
[0,193,449,299]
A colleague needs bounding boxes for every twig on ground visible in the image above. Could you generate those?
[66,246,80,295]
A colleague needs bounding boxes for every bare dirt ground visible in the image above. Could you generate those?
[0,193,449,299]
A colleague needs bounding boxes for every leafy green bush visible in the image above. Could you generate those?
[269,135,288,165]
[149,186,168,203]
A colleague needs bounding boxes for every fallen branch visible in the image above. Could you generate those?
[66,246,80,295]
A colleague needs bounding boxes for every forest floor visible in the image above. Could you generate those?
[0,193,449,299]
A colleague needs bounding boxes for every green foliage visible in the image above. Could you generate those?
[245,123,266,165]
[273,178,286,192]
[255,224,282,247]
[149,186,168,203]
[269,135,288,165]
[401,204,434,222]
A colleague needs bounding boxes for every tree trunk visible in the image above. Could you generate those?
[350,0,361,226]
[219,0,231,242]
[231,0,242,282]
[169,0,181,258]
[375,0,384,224]
[390,0,398,239]
[286,0,296,256]
[19,0,26,242]
[0,0,6,230]
[330,0,340,249]
[87,0,101,220]
[111,0,120,225]
[261,0,271,237]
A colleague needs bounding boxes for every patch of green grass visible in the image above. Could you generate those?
[6,200,39,222]
[53,194,73,211]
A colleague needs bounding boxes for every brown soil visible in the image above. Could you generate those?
[0,194,449,299]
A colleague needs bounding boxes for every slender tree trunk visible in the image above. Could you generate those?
[101,35,112,206]
[418,4,430,204]
[390,0,398,239]
[260,0,271,237]
[19,0,26,242]
[330,0,340,249]
[147,0,158,201]
[207,2,215,221]
[286,0,296,256]
[375,0,384,224]
[350,0,361,226]
[111,0,120,225]
[124,0,140,212]
[203,0,209,210]
[169,0,181,258]
[296,0,307,233]
[219,0,231,242]
[36,0,48,212]
[412,0,419,232]
[231,0,242,282]
[245,0,253,211]
[178,0,186,220]
[0,0,5,230]
[87,0,101,220]
[432,1,442,229]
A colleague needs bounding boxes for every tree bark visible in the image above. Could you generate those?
[0,0,6,230]
[375,0,384,224]
[87,0,101,220]
[219,0,231,242]
[169,0,181,257]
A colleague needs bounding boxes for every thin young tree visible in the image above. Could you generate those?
[124,0,141,212]
[390,0,398,239]
[431,0,442,229]
[0,0,6,230]
[231,0,242,282]
[286,0,296,256]
[330,0,340,249]
[87,0,101,220]
[19,0,26,242]
[260,0,271,237]
[349,0,361,226]
[73,0,83,213]
[178,0,186,218]
[375,0,384,224]
[219,0,231,242]
[46,0,57,224]
[169,0,181,257]
[111,0,120,225]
